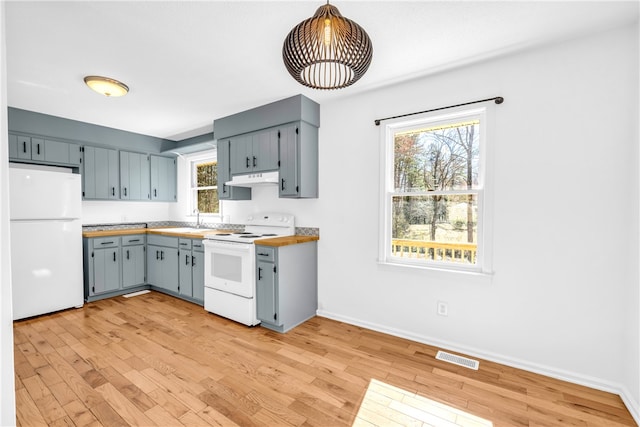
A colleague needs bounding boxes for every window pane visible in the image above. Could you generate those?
[197,162,217,187]
[394,120,479,192]
[391,194,477,264]
[198,189,219,214]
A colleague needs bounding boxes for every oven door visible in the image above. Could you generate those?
[203,239,255,298]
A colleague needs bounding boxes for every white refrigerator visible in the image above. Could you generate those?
[9,164,84,320]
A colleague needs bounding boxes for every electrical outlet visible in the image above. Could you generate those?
[437,301,449,317]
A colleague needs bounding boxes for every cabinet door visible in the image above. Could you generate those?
[192,250,205,302]
[178,250,193,297]
[150,155,176,201]
[31,138,45,161]
[217,139,251,201]
[92,248,120,295]
[278,125,299,197]
[8,134,18,159]
[44,140,69,164]
[147,245,162,287]
[256,259,278,325]
[252,128,279,172]
[122,245,145,288]
[84,146,119,199]
[16,136,31,160]
[230,134,252,175]
[161,247,179,292]
[120,151,130,200]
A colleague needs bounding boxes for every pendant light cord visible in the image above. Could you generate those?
[374,96,504,126]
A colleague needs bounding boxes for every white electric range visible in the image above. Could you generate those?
[202,213,295,325]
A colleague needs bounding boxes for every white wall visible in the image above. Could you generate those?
[82,200,173,225]
[0,1,17,424]
[224,23,640,417]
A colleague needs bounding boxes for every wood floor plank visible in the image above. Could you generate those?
[13,291,637,427]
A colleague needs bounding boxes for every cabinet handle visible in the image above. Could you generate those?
[23,141,27,153]
[126,250,130,260]
[161,251,164,260]
[37,143,40,155]
[222,184,227,194]
[257,252,269,256]
[111,187,115,196]
[113,252,116,262]
[124,187,127,197]
[281,178,285,191]
[258,267,263,280]
[246,157,250,168]
[253,156,257,167]
[101,241,114,245]
[128,239,140,243]
[156,250,160,260]
[154,189,157,197]
[185,254,189,265]
[192,255,195,267]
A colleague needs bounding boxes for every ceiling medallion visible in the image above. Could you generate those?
[282,2,373,90]
[83,75,129,97]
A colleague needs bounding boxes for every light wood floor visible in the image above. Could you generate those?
[13,291,636,427]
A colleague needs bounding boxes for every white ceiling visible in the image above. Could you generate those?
[5,1,638,141]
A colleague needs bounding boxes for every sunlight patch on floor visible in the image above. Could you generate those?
[353,379,493,427]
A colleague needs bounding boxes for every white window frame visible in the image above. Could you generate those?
[187,150,219,217]
[378,106,494,275]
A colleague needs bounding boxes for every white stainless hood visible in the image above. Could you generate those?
[225,171,279,187]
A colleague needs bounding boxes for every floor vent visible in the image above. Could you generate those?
[436,350,479,370]
[122,290,150,298]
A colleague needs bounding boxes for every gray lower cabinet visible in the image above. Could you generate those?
[9,134,82,167]
[83,146,119,199]
[122,235,146,288]
[178,239,205,305]
[147,235,179,293]
[256,241,318,333]
[84,235,149,302]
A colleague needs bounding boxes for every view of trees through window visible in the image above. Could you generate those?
[195,161,219,214]
[392,119,480,264]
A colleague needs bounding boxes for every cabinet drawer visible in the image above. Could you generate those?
[178,239,192,250]
[122,234,146,246]
[256,246,275,261]
[192,240,204,252]
[147,234,179,248]
[91,237,120,248]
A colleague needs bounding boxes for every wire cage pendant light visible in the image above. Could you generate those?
[282,2,373,90]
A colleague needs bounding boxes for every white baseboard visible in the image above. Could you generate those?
[316,309,640,425]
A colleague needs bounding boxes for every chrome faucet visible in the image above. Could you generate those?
[194,208,200,228]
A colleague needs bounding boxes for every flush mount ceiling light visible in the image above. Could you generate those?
[83,75,129,97]
[282,1,373,90]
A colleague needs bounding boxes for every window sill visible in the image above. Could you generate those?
[377,259,494,284]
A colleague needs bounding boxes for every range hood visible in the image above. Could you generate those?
[225,171,279,187]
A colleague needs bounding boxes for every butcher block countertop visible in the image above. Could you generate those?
[83,228,319,246]
[254,235,319,247]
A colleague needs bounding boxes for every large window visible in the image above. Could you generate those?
[190,154,219,215]
[380,107,491,272]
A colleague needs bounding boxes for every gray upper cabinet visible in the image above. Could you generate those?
[217,139,251,201]
[279,122,318,198]
[83,146,119,199]
[9,134,81,167]
[120,151,150,200]
[213,94,319,200]
[150,155,177,202]
[230,129,279,175]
